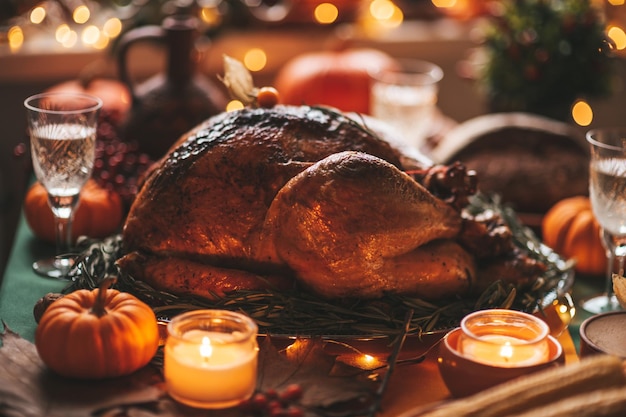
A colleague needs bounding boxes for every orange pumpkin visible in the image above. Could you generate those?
[35,277,159,379]
[46,78,131,120]
[542,196,606,276]
[274,48,399,114]
[24,179,124,243]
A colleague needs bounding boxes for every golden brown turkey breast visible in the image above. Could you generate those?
[119,105,541,300]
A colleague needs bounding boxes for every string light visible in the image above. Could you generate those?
[30,7,46,24]
[244,48,267,72]
[314,3,339,24]
[73,5,91,24]
[572,100,594,126]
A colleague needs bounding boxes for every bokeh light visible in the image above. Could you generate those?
[8,26,24,51]
[572,100,593,126]
[30,7,46,24]
[432,0,457,7]
[73,5,91,24]
[103,18,122,38]
[244,48,267,72]
[608,26,626,50]
[227,100,245,111]
[314,3,339,24]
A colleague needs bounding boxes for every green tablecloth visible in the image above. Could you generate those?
[0,212,606,348]
[0,214,66,342]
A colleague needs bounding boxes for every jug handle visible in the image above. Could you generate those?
[116,25,166,106]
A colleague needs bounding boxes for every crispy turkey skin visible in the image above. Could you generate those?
[120,105,542,300]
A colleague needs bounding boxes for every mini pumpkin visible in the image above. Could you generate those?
[35,277,159,379]
[24,179,124,243]
[542,196,606,276]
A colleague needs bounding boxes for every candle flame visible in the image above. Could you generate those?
[200,336,213,361]
[499,341,513,361]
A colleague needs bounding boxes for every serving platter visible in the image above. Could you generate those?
[64,192,574,355]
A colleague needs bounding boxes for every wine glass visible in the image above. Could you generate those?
[583,128,626,313]
[24,92,103,279]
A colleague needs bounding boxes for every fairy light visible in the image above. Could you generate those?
[227,100,245,111]
[370,0,395,20]
[368,0,403,29]
[30,6,46,24]
[73,5,91,24]
[55,24,72,43]
[103,17,122,38]
[608,25,626,50]
[81,25,101,45]
[572,100,593,126]
[314,3,339,24]
[8,26,24,52]
[200,6,223,28]
[432,0,457,7]
[244,48,267,72]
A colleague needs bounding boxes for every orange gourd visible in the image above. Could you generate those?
[24,179,124,243]
[541,196,606,276]
[35,277,159,379]
[274,48,399,114]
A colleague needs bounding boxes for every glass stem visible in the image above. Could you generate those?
[48,194,79,254]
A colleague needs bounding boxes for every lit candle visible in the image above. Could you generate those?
[164,310,259,409]
[458,309,550,367]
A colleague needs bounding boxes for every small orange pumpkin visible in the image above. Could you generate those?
[24,179,124,243]
[35,277,159,379]
[542,196,606,276]
[274,48,399,114]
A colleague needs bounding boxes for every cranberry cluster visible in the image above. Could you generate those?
[92,109,153,209]
[239,384,305,417]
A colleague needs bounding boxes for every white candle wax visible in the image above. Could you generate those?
[164,311,258,409]
[458,309,550,368]
[460,333,549,367]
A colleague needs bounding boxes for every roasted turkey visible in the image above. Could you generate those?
[118,105,545,300]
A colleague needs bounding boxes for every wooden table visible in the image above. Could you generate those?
[0,214,580,416]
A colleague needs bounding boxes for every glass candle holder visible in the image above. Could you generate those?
[458,309,550,368]
[164,309,259,409]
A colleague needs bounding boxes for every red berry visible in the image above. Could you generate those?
[280,384,303,402]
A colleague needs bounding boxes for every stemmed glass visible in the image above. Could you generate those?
[583,128,626,313]
[24,92,102,279]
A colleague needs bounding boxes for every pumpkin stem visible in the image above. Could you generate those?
[92,276,117,317]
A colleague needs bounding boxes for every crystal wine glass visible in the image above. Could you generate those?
[583,128,626,313]
[24,92,102,279]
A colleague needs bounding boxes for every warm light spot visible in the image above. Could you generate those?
[8,26,24,51]
[314,3,339,24]
[73,5,91,24]
[499,341,513,360]
[572,100,593,126]
[200,337,213,360]
[608,26,626,50]
[370,0,395,20]
[81,25,100,45]
[200,7,223,27]
[369,0,403,28]
[432,0,457,7]
[244,48,267,72]
[93,34,110,49]
[30,6,46,24]
[103,18,122,38]
[55,24,72,43]
[61,30,78,48]
[227,100,245,111]
[609,0,625,5]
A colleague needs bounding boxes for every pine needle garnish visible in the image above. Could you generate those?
[64,193,572,340]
